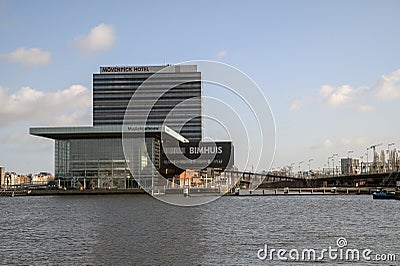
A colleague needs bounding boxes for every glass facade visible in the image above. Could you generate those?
[54,137,160,188]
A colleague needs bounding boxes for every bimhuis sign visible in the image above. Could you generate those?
[161,141,233,170]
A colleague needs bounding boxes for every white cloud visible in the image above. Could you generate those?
[292,69,400,112]
[216,50,228,58]
[319,85,372,112]
[375,69,400,100]
[72,23,116,56]
[320,85,354,107]
[0,85,91,126]
[0,47,51,66]
[324,139,333,148]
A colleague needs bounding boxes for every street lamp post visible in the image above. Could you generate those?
[388,143,395,172]
[332,154,338,176]
[366,148,370,174]
[308,159,314,179]
[360,155,364,174]
[290,163,295,177]
[348,150,353,158]
[308,159,314,172]
[328,156,332,176]
[298,161,303,178]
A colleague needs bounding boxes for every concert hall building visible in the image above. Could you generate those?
[30,65,232,189]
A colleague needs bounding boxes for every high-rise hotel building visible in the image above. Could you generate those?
[30,65,203,188]
[93,65,202,141]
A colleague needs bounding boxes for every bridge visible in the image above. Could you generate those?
[219,169,400,189]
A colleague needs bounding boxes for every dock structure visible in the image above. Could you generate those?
[0,188,30,197]
[0,188,146,197]
[233,187,395,196]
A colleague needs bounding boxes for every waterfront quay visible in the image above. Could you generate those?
[0,188,145,197]
[1,168,399,198]
[4,167,397,197]
[234,186,396,196]
[1,173,399,200]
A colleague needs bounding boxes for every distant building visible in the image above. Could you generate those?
[177,169,201,187]
[18,174,31,185]
[4,172,31,187]
[0,167,5,188]
[4,172,16,187]
[31,172,54,184]
[341,158,360,175]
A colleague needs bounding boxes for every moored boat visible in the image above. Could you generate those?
[373,192,395,200]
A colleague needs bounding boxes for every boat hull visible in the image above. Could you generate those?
[373,192,395,200]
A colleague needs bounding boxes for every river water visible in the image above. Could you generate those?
[0,194,399,265]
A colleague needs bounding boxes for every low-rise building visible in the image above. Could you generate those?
[341,158,360,175]
[31,172,54,184]
[0,167,5,188]
[4,172,31,187]
[5,172,17,186]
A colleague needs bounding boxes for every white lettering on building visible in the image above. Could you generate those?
[189,146,223,155]
[100,66,150,73]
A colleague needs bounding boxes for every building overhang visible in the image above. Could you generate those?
[29,125,189,143]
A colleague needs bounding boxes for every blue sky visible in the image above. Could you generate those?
[1,0,400,174]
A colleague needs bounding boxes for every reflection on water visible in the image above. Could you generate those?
[0,195,399,265]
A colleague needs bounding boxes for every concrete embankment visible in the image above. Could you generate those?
[233,187,395,196]
[0,188,146,197]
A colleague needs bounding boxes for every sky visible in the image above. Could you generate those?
[1,0,400,174]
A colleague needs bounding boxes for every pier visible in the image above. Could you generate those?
[0,188,145,197]
[0,189,30,197]
[233,187,395,196]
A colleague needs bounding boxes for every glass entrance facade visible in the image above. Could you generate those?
[54,137,160,188]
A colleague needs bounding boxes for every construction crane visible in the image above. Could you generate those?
[366,143,383,174]
[369,143,383,155]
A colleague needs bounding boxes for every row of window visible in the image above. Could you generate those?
[94,108,201,114]
[93,113,202,118]
[93,100,200,107]
[93,92,201,99]
[93,73,200,80]
[93,86,201,92]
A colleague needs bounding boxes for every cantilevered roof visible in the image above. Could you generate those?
[29,125,189,143]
